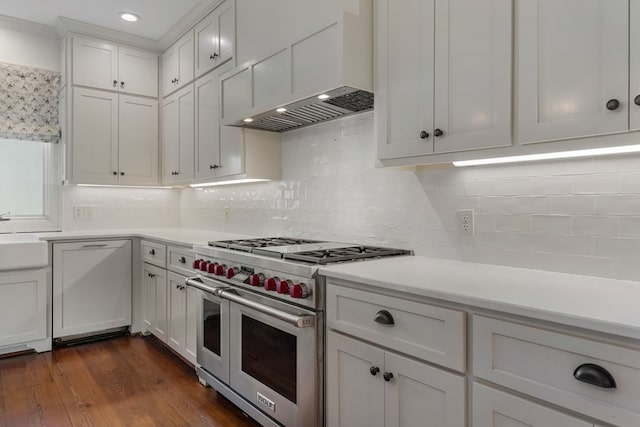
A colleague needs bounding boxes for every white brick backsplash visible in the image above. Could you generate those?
[551,195,595,215]
[531,215,572,234]
[572,216,619,236]
[595,195,640,215]
[173,113,640,281]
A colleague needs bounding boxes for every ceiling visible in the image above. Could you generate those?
[0,0,202,40]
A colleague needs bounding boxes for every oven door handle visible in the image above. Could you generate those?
[185,277,228,296]
[218,289,316,329]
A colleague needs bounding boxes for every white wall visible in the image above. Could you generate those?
[181,112,640,281]
[0,23,59,70]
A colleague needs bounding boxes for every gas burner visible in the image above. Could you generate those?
[208,237,322,252]
[284,246,412,265]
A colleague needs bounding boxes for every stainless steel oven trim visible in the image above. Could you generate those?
[229,299,321,427]
[186,276,316,328]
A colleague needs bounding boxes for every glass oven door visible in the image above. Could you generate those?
[229,298,320,427]
[197,288,230,384]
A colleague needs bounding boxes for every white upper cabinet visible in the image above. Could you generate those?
[72,36,158,97]
[162,84,195,184]
[376,0,512,160]
[630,0,640,131]
[162,31,195,97]
[72,88,158,185]
[194,0,235,78]
[518,0,629,144]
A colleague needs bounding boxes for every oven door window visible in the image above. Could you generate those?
[203,299,222,356]
[241,315,297,403]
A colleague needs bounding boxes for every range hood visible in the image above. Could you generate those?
[220,0,373,132]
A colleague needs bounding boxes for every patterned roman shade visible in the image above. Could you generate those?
[0,62,60,143]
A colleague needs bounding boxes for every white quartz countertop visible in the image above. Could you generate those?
[320,256,640,341]
[34,228,252,248]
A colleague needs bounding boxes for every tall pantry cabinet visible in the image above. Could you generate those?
[61,35,159,185]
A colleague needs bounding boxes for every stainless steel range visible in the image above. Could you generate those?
[185,237,412,427]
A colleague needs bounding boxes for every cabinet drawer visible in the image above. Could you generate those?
[473,315,640,427]
[167,246,195,276]
[326,283,466,372]
[141,240,166,268]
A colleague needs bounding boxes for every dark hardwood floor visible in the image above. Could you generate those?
[0,335,261,427]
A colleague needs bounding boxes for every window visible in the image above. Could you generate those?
[0,139,59,232]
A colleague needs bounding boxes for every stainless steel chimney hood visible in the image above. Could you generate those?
[220,0,373,132]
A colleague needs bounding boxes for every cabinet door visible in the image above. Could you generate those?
[433,0,511,153]
[72,88,119,184]
[194,72,221,178]
[376,0,435,159]
[518,0,629,143]
[0,270,46,348]
[631,0,640,131]
[195,0,235,78]
[472,383,593,427]
[167,272,186,355]
[118,46,158,97]
[162,84,195,183]
[118,95,159,185]
[142,263,164,334]
[385,352,466,427]
[326,331,385,427]
[184,285,199,364]
[162,31,194,97]
[53,240,132,339]
[72,36,118,91]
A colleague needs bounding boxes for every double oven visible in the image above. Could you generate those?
[186,237,411,427]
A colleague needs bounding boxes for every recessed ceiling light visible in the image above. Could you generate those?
[276,108,287,113]
[243,118,254,123]
[318,94,330,100]
[119,12,140,22]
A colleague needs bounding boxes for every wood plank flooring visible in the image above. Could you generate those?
[0,335,261,427]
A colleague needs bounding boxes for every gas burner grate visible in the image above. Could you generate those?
[208,237,323,251]
[284,246,412,265]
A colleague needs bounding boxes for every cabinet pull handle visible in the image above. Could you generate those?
[120,171,125,176]
[82,243,108,248]
[113,80,118,87]
[149,249,156,255]
[210,53,219,60]
[635,95,640,106]
[369,366,380,376]
[209,164,219,169]
[573,363,616,389]
[374,310,394,325]
[178,256,186,264]
[433,128,444,137]
[419,130,429,139]
[120,81,125,88]
[112,171,118,175]
[383,372,394,382]
[606,99,620,111]
[148,273,156,278]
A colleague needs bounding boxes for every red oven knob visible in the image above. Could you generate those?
[207,262,218,274]
[214,264,225,276]
[249,273,264,286]
[276,279,291,294]
[199,261,210,272]
[290,283,309,299]
[193,259,202,269]
[264,277,279,291]
[226,267,239,279]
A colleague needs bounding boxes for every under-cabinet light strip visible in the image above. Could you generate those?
[76,184,174,189]
[190,179,270,188]
[452,144,640,167]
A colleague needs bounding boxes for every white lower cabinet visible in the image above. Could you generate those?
[472,383,594,427]
[141,241,197,364]
[143,263,168,342]
[53,240,132,339]
[327,331,465,427]
[0,270,47,351]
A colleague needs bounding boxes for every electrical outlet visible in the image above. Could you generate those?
[73,205,94,219]
[224,206,230,220]
[457,209,474,236]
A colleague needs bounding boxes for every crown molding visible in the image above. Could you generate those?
[55,16,160,51]
[0,14,58,38]
[157,0,220,51]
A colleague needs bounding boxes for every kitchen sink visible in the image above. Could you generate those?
[0,234,48,271]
